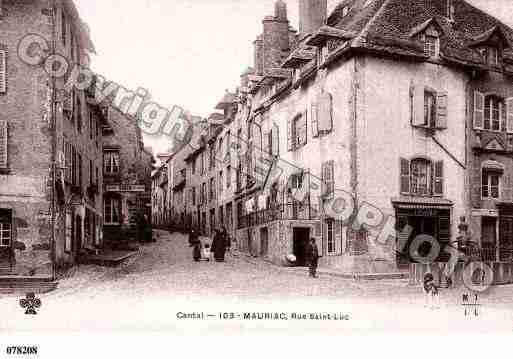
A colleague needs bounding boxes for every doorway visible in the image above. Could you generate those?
[482,217,497,261]
[293,227,310,267]
[260,227,269,257]
[75,215,82,255]
[395,208,450,268]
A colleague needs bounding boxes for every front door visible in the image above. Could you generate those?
[293,227,310,267]
[482,217,497,261]
[260,227,269,257]
[75,215,82,255]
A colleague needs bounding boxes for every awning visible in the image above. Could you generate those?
[392,196,453,209]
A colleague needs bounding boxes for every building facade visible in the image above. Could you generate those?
[0,0,107,277]
[154,0,513,281]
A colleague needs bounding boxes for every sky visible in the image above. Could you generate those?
[74,0,513,154]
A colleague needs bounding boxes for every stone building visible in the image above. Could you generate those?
[158,0,513,281]
[102,106,153,243]
[0,0,106,278]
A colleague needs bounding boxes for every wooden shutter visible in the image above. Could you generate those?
[506,97,513,133]
[436,91,448,129]
[438,214,451,262]
[272,124,279,156]
[0,50,6,94]
[287,117,293,151]
[262,130,269,155]
[303,109,308,146]
[0,120,7,169]
[318,92,333,133]
[412,82,425,126]
[400,158,410,194]
[311,103,319,138]
[474,91,485,129]
[335,220,342,255]
[434,160,444,196]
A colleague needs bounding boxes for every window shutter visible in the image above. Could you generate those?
[318,92,333,133]
[412,82,425,126]
[506,97,513,133]
[311,103,319,138]
[0,50,6,94]
[335,220,342,255]
[434,160,444,196]
[400,158,410,194]
[272,123,279,156]
[262,130,269,155]
[0,120,7,169]
[474,91,485,129]
[436,91,448,129]
[303,109,308,146]
[287,117,293,151]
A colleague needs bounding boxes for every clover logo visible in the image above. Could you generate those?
[19,292,42,315]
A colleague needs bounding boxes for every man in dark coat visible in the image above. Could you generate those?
[189,229,201,262]
[211,228,227,262]
[305,238,319,278]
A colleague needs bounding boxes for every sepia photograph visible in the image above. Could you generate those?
[1,0,513,356]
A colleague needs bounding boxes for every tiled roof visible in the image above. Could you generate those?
[323,0,513,68]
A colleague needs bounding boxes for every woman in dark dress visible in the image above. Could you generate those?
[189,229,201,262]
[211,228,227,262]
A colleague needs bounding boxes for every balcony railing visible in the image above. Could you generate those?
[238,203,320,229]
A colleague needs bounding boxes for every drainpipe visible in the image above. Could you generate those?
[50,0,57,281]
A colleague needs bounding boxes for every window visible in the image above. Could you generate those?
[227,166,231,188]
[76,95,82,132]
[61,10,67,46]
[209,145,215,170]
[104,198,120,225]
[219,171,224,194]
[0,214,11,247]
[89,112,94,140]
[289,113,307,151]
[289,172,304,190]
[327,219,335,254]
[482,170,501,199]
[481,46,500,66]
[202,183,207,204]
[192,187,196,206]
[400,158,444,197]
[192,157,196,175]
[104,151,120,175]
[0,120,8,169]
[322,161,335,197]
[210,178,216,201]
[424,90,437,128]
[342,6,349,17]
[318,45,329,65]
[65,212,72,252]
[424,35,439,58]
[410,158,432,196]
[0,50,6,94]
[484,95,504,131]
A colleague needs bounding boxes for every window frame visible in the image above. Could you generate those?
[424,35,439,58]
[104,197,120,225]
[482,170,501,200]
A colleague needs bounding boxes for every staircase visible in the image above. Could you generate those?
[0,277,58,295]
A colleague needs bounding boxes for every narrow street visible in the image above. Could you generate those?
[1,230,513,332]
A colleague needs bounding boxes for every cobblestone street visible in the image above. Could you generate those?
[1,230,513,332]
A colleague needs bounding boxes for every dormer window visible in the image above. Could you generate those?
[317,45,329,66]
[481,46,500,66]
[342,6,349,17]
[424,35,439,58]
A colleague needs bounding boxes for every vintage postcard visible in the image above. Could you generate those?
[1,0,513,355]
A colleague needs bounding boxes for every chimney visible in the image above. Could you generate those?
[299,0,327,35]
[262,0,290,72]
[253,35,264,76]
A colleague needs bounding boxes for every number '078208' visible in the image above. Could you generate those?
[6,346,38,355]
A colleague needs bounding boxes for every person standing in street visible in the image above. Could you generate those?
[306,238,319,278]
[211,228,228,262]
[189,229,201,262]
